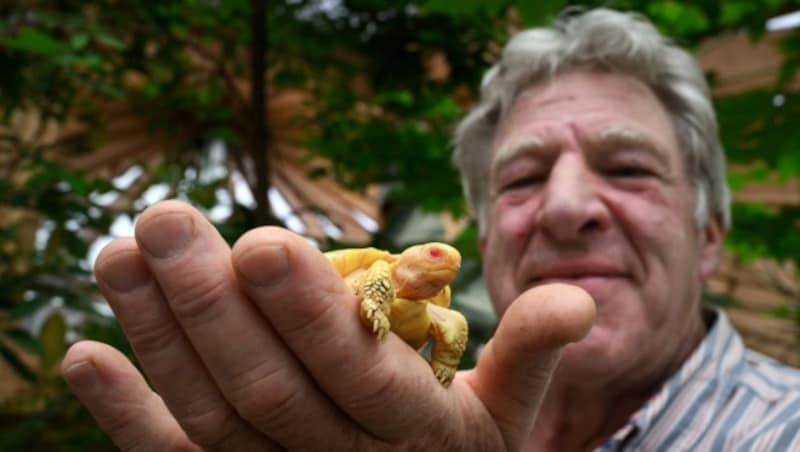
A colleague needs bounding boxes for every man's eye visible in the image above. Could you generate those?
[502,175,544,190]
[606,166,651,178]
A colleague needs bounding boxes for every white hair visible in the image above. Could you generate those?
[453,7,731,235]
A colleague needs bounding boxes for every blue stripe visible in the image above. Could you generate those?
[657,376,719,447]
[708,391,756,451]
[773,418,800,451]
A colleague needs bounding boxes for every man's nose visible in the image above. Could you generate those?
[536,154,610,242]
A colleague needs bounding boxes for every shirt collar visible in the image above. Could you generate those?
[606,309,745,446]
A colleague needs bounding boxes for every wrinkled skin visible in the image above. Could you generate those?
[62,200,595,451]
[481,71,725,450]
[325,243,468,386]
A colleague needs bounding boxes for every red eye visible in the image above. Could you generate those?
[428,247,443,259]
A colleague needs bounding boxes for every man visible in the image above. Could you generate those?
[62,8,800,451]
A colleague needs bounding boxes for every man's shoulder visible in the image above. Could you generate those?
[706,310,800,397]
[635,312,800,450]
[728,352,800,450]
[684,348,800,450]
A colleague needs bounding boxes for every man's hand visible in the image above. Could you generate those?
[61,200,595,451]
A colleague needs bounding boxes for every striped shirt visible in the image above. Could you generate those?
[597,309,800,451]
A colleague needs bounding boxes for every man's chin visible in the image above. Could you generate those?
[557,327,624,373]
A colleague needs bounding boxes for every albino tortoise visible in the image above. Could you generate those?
[325,242,468,386]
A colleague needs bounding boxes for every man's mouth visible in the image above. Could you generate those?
[529,260,627,285]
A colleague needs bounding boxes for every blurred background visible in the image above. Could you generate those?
[1,0,799,449]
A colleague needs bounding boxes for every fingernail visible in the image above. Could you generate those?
[137,212,194,259]
[63,360,98,392]
[237,245,289,287]
[96,251,150,292]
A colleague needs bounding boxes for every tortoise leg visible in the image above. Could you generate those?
[359,260,394,340]
[426,303,468,387]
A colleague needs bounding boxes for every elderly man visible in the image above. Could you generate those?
[63,7,800,451]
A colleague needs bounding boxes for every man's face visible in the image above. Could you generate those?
[480,71,723,384]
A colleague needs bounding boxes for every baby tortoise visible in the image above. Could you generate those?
[325,243,468,386]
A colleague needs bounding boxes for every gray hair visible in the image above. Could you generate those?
[453,7,731,235]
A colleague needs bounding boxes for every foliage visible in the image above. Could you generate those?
[717,90,800,262]
[1,0,799,449]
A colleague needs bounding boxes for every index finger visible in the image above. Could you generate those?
[232,228,456,444]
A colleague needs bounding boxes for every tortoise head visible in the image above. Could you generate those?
[392,242,461,299]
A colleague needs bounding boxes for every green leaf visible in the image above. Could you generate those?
[703,291,735,308]
[719,1,756,27]
[777,59,799,88]
[769,305,800,321]
[1,27,66,55]
[38,313,67,372]
[70,33,90,50]
[375,90,415,108]
[96,32,126,50]
[516,0,567,26]
[725,238,768,262]
[64,171,90,195]
[423,0,505,16]
[727,171,747,191]
[57,52,105,70]
[647,1,709,36]
[779,33,800,53]
[426,96,462,120]
[776,143,800,180]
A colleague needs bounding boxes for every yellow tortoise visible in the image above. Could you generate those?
[325,242,468,386]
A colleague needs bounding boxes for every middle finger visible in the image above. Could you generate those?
[133,201,364,450]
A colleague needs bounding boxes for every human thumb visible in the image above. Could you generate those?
[466,283,595,451]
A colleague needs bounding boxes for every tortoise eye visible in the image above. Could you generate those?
[428,247,443,259]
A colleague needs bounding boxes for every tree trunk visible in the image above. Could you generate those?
[250,0,274,226]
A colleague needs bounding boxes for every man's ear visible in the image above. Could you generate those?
[700,214,726,280]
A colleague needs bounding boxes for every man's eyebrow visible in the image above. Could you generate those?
[591,127,670,165]
[490,135,551,174]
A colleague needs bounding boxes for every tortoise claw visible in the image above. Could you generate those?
[362,301,390,340]
[432,364,455,387]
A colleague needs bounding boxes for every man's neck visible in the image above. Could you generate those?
[525,379,654,451]
[524,312,709,452]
